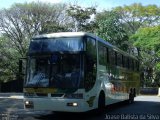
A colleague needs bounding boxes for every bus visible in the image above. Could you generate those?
[23,32,140,112]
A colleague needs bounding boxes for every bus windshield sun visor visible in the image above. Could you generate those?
[29,37,84,54]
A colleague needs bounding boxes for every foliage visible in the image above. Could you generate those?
[113,3,160,35]
[67,5,96,32]
[133,26,160,50]
[131,26,160,86]
[0,2,160,87]
[0,2,68,57]
[113,4,160,86]
[0,2,69,81]
[40,21,69,34]
[95,10,129,51]
[0,36,20,82]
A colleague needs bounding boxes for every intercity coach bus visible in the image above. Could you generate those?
[22,32,140,112]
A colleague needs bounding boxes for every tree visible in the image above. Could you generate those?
[0,2,68,57]
[0,36,20,82]
[131,26,160,86]
[67,5,96,32]
[95,10,129,51]
[0,2,69,81]
[40,21,69,34]
[113,3,160,35]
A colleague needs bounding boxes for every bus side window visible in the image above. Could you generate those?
[132,60,135,71]
[135,61,139,71]
[127,58,130,69]
[122,55,124,67]
[109,49,115,66]
[138,62,140,71]
[124,56,129,69]
[117,53,122,67]
[106,48,109,64]
[129,59,132,70]
[115,52,117,66]
[85,37,97,91]
[98,42,107,66]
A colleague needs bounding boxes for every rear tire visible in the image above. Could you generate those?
[128,89,134,104]
[133,88,136,97]
[98,92,105,113]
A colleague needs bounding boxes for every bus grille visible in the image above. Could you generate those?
[51,94,64,97]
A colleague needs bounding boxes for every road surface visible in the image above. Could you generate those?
[0,95,160,120]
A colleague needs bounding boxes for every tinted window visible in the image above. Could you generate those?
[29,37,83,54]
[117,53,122,67]
[109,50,115,65]
[124,57,129,69]
[122,55,124,67]
[135,61,139,71]
[106,48,109,64]
[98,42,107,65]
[129,59,132,70]
[132,60,135,71]
[85,37,97,91]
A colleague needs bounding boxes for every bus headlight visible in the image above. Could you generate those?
[25,101,34,108]
[73,102,78,106]
[67,102,78,107]
[25,101,29,105]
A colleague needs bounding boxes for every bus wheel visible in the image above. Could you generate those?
[133,88,136,97]
[98,91,105,113]
[128,89,134,104]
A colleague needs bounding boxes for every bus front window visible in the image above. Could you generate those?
[50,54,82,89]
[26,57,50,87]
[25,54,83,89]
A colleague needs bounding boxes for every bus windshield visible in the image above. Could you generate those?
[29,37,83,54]
[25,54,83,89]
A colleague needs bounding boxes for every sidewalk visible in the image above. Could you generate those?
[0,93,24,99]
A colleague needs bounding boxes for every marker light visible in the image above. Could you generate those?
[67,102,78,107]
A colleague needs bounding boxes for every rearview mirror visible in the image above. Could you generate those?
[19,58,27,75]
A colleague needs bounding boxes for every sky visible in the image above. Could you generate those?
[0,0,160,11]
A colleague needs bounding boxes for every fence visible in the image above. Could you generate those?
[140,87,158,95]
[0,79,23,92]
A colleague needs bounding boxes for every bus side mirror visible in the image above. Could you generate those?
[19,58,27,75]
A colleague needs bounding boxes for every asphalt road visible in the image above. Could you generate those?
[0,96,160,120]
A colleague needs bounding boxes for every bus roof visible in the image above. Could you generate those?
[33,32,113,50]
[33,32,138,60]
[33,32,90,39]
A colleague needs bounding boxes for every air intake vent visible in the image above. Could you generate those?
[51,94,64,97]
[36,93,48,97]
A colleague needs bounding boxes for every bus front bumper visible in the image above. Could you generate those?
[24,98,91,112]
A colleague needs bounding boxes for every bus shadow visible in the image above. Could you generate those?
[34,101,130,120]
[106,100,160,114]
[33,100,160,120]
